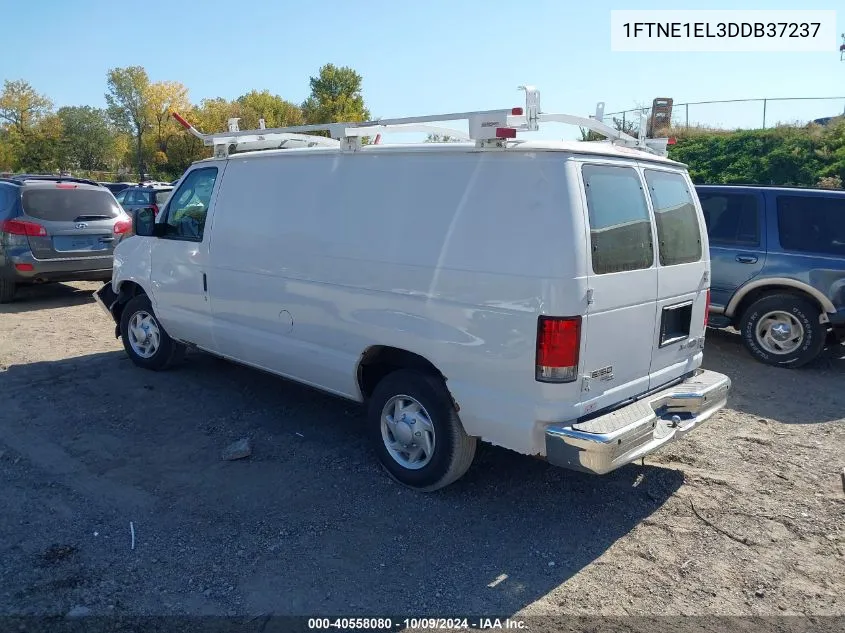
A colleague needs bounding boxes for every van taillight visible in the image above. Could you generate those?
[704,289,711,327]
[536,316,581,383]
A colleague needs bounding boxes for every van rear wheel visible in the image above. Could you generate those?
[119,294,185,370]
[739,294,826,368]
[367,369,476,492]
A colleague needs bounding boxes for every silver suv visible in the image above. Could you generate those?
[0,175,132,303]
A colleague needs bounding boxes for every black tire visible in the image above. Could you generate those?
[0,279,15,303]
[119,294,185,370]
[739,293,826,368]
[367,369,476,492]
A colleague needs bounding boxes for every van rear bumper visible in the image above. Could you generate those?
[545,369,731,475]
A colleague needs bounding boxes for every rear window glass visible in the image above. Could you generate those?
[127,190,152,205]
[155,190,172,204]
[582,164,654,274]
[22,187,121,222]
[699,192,760,246]
[644,170,702,266]
[777,195,845,257]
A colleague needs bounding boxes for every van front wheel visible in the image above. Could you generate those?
[119,294,185,370]
[367,370,476,492]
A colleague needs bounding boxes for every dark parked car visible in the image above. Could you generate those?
[99,181,134,195]
[114,184,172,218]
[697,184,845,367]
[0,175,132,303]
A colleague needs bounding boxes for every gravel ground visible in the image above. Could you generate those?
[0,282,843,627]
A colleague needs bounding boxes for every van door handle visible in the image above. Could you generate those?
[202,273,207,292]
[735,255,758,264]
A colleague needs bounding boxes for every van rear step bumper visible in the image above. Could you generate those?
[545,369,731,475]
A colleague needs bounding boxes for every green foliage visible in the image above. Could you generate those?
[302,64,370,125]
[667,124,842,187]
[13,115,64,173]
[236,90,303,129]
[0,79,52,133]
[105,66,151,179]
[57,106,114,171]
[1,63,374,178]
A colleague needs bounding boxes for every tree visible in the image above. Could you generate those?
[146,81,190,167]
[237,90,303,129]
[14,115,64,173]
[105,66,151,180]
[57,106,114,171]
[194,97,246,135]
[302,64,370,126]
[0,80,52,134]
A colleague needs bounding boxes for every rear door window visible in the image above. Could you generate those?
[155,190,172,204]
[22,187,121,221]
[582,164,654,274]
[644,170,703,266]
[777,195,845,257]
[0,185,17,214]
[698,192,760,246]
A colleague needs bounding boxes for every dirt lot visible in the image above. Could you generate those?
[1,281,843,626]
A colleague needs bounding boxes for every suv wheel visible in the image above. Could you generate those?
[0,279,15,303]
[367,369,477,492]
[119,294,185,370]
[739,293,826,368]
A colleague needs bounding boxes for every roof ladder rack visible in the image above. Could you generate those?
[170,86,672,158]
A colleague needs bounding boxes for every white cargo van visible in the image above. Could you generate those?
[95,88,731,491]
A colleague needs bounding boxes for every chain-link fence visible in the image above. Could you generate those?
[602,96,845,136]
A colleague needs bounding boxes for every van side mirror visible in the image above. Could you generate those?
[133,208,158,237]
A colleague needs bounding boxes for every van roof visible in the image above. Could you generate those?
[198,139,686,168]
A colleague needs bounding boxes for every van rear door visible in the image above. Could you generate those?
[577,161,659,415]
[641,167,710,388]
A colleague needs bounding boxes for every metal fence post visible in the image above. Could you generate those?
[685,103,689,129]
[762,99,767,129]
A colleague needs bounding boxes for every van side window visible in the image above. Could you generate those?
[581,164,654,275]
[161,167,218,241]
[644,170,702,266]
[777,195,845,257]
[698,193,760,246]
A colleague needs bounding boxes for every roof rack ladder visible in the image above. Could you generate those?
[169,85,672,157]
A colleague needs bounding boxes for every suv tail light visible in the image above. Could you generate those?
[114,218,132,235]
[536,316,582,383]
[704,289,711,328]
[0,219,47,237]
[151,204,159,217]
